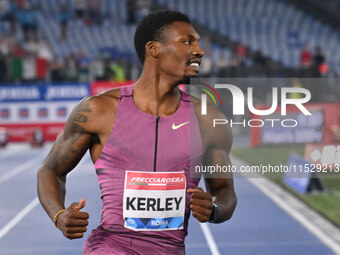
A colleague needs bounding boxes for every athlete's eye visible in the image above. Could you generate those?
[183,40,190,45]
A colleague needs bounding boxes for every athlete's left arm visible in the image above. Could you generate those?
[189,103,237,223]
[204,139,237,223]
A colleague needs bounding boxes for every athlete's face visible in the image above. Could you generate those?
[157,21,204,82]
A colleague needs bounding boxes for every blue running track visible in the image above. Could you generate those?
[0,144,335,255]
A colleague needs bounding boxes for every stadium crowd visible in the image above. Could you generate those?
[0,0,334,85]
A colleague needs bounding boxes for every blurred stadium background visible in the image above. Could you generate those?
[1,0,340,254]
[1,0,340,84]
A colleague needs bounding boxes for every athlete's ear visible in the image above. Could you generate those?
[145,41,160,59]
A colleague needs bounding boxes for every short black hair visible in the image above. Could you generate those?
[134,10,191,64]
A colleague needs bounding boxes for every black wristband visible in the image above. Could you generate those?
[208,202,219,223]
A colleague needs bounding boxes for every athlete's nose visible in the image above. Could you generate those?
[193,43,204,59]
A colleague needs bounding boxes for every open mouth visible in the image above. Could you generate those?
[188,60,201,71]
[190,63,200,68]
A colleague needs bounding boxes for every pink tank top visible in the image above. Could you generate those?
[93,85,203,244]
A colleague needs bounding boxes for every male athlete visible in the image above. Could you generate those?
[37,10,237,254]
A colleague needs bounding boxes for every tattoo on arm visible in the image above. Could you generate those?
[74,113,88,123]
[44,101,93,175]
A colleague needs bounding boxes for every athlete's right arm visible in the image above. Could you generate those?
[37,97,96,239]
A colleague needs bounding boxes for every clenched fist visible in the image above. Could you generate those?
[55,198,89,239]
[187,188,213,223]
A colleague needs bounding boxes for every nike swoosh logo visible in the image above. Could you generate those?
[172,121,189,130]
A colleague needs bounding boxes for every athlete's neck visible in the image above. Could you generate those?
[133,68,182,117]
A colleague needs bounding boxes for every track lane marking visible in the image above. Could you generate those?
[0,155,43,184]
[0,197,39,240]
[199,223,221,255]
[247,177,340,255]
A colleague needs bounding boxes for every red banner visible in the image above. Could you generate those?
[304,143,340,167]
[90,80,135,96]
[1,123,65,142]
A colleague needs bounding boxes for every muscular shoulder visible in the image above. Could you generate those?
[190,95,232,152]
[86,88,121,113]
[64,88,121,137]
[190,95,226,127]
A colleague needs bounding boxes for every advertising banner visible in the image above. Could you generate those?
[0,84,90,142]
[90,80,135,96]
[251,103,340,146]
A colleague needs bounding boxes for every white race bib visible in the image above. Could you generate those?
[123,171,186,231]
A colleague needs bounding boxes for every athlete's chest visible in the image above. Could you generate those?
[112,116,192,170]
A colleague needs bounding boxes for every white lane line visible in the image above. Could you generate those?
[247,178,340,255]
[0,154,43,184]
[199,223,221,255]
[0,197,39,240]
